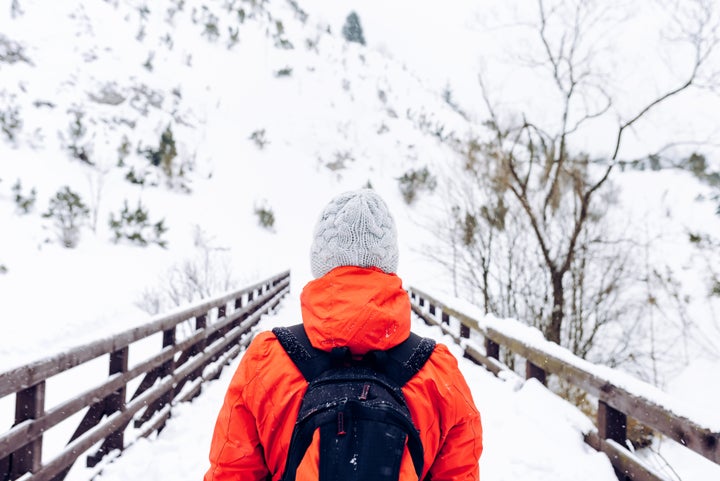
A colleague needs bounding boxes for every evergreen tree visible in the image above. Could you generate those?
[43,186,90,248]
[342,11,365,45]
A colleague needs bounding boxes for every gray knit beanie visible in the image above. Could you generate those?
[310,189,399,278]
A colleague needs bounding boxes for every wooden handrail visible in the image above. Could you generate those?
[408,286,720,481]
[0,271,290,481]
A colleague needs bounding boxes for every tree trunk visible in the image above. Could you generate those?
[547,271,564,344]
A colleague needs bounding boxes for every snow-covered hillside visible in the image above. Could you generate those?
[1,0,720,478]
[0,0,470,369]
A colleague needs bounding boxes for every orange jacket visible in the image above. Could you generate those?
[204,266,482,481]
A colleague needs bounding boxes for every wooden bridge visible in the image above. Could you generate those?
[0,271,717,481]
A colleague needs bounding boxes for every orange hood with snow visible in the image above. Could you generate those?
[205,267,482,481]
[300,266,411,354]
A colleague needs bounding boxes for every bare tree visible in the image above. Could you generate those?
[475,0,720,344]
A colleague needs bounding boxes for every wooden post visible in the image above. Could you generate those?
[87,347,128,467]
[159,326,176,414]
[191,314,207,387]
[526,360,547,385]
[10,382,45,478]
[598,400,629,480]
[105,347,128,451]
[598,400,627,445]
[196,313,207,332]
[218,303,229,338]
[485,338,499,359]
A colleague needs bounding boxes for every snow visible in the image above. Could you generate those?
[1,0,719,479]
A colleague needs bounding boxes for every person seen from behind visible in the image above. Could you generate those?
[204,189,483,480]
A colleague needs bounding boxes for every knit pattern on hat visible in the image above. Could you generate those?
[310,189,399,278]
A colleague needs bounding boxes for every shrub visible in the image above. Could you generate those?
[42,186,90,248]
[254,202,275,231]
[342,11,365,45]
[136,226,234,315]
[274,67,292,77]
[325,150,354,171]
[143,125,178,177]
[228,26,240,48]
[67,109,92,164]
[12,179,36,214]
[0,33,30,63]
[109,200,168,248]
[204,19,220,41]
[143,51,154,71]
[117,136,131,167]
[0,102,21,142]
[397,166,437,204]
[0,264,7,274]
[125,167,148,185]
[249,129,268,149]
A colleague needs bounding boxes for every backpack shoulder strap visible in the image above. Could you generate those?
[273,324,436,385]
[272,324,331,381]
[380,333,436,386]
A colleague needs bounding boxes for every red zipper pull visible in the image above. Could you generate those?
[359,383,370,400]
[337,412,347,436]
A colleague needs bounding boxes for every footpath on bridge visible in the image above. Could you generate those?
[87,291,618,481]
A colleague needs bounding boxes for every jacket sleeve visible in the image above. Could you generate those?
[426,351,483,481]
[204,336,271,481]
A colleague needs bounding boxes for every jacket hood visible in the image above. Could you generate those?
[300,266,411,355]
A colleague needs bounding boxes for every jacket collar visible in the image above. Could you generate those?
[300,266,411,355]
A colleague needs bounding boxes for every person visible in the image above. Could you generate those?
[204,189,482,481]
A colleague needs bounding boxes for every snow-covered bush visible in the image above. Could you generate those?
[342,12,365,45]
[66,108,91,164]
[397,166,437,204]
[42,186,90,248]
[108,200,168,248]
[12,179,36,214]
[254,202,275,231]
[136,226,235,315]
[0,100,22,143]
[142,125,177,177]
[249,128,268,149]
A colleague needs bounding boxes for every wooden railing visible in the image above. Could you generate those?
[0,270,290,481]
[408,286,720,481]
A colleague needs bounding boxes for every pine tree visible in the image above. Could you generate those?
[342,12,366,45]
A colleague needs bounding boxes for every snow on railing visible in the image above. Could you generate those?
[0,271,290,481]
[408,285,720,481]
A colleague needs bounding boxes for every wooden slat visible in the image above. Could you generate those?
[0,271,290,397]
[484,326,720,464]
[9,382,45,479]
[463,343,508,376]
[21,288,282,481]
[411,305,460,342]
[0,275,289,481]
[585,432,668,481]
[408,287,720,467]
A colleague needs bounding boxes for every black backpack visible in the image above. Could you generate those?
[271,324,436,481]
